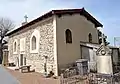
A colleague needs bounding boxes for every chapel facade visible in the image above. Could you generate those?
[7,8,103,76]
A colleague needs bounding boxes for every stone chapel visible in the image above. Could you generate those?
[6,8,103,76]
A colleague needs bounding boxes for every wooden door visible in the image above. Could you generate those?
[20,54,23,66]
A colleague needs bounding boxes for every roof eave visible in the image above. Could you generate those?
[6,10,54,36]
[6,8,103,36]
[82,8,103,27]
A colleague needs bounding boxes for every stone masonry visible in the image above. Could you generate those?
[8,17,56,74]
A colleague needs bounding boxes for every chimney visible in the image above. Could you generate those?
[22,15,28,26]
[22,22,27,26]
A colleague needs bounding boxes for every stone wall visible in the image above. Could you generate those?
[8,17,55,74]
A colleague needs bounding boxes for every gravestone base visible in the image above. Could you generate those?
[97,55,113,75]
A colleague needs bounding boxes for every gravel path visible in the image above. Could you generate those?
[6,68,60,84]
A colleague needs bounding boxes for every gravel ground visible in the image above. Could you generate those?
[6,68,60,84]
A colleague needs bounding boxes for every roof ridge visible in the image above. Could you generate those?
[6,8,103,36]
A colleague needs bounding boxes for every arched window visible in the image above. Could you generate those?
[88,33,92,43]
[66,29,72,43]
[13,39,18,54]
[30,29,40,53]
[32,36,36,50]
[14,42,17,52]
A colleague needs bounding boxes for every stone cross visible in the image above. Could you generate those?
[43,56,48,77]
[24,15,28,22]
[101,33,106,47]
[96,34,111,56]
[96,33,113,75]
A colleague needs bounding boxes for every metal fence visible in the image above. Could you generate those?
[60,65,89,84]
[60,74,88,84]
[60,67,120,84]
[59,60,120,84]
[88,73,120,84]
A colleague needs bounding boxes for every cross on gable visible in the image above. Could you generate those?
[24,15,28,22]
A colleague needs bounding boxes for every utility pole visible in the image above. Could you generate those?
[114,37,120,47]
[114,37,116,47]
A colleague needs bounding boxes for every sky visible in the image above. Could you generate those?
[0,0,120,46]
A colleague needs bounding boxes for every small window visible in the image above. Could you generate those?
[14,42,17,52]
[32,36,36,50]
[65,29,72,43]
[88,33,92,43]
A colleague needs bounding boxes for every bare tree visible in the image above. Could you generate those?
[0,17,15,63]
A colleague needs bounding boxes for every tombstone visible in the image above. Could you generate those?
[96,34,113,75]
[76,59,88,75]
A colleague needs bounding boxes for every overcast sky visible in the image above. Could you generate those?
[0,0,120,45]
